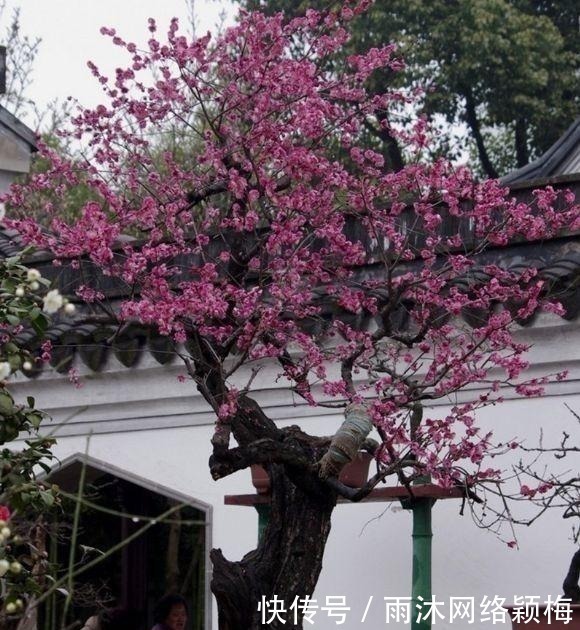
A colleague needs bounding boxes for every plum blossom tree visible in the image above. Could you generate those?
[3,4,579,628]
[507,406,580,540]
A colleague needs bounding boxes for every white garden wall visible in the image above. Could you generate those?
[10,313,580,629]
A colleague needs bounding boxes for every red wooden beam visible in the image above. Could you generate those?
[224,484,464,507]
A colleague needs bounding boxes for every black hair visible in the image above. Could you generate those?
[99,607,143,630]
[153,594,189,624]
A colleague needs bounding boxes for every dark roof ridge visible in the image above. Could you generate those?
[0,103,38,150]
[502,118,580,186]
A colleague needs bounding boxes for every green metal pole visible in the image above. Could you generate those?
[255,504,271,543]
[411,497,433,630]
[407,404,433,630]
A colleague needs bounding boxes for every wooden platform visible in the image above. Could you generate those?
[224,484,464,506]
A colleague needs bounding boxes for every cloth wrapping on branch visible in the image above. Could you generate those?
[318,403,372,479]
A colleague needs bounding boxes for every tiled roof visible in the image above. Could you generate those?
[0,104,37,150]
[501,118,580,186]
[2,122,580,376]
[6,232,578,378]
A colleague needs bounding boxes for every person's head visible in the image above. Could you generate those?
[153,594,188,630]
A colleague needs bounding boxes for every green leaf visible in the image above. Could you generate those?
[0,392,15,415]
[31,314,48,335]
[26,412,43,431]
[5,314,20,326]
[8,355,22,371]
[1,278,17,291]
[39,490,55,507]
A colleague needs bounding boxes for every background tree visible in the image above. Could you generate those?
[4,5,579,629]
[242,0,579,178]
[0,1,40,120]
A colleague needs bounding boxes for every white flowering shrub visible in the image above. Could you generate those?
[0,250,71,626]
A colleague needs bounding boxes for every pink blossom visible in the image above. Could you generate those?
[2,7,578,494]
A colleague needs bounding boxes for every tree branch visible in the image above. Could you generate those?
[208,438,312,480]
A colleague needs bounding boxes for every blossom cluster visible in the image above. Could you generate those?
[0,263,74,382]
[2,5,578,493]
[0,509,26,616]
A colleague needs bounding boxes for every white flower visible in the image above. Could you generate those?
[0,362,11,380]
[0,559,9,577]
[42,289,64,314]
[15,286,25,297]
[5,602,16,614]
[22,361,33,371]
[27,268,41,282]
[10,561,22,574]
[64,302,76,315]
[0,527,10,538]
[29,281,40,291]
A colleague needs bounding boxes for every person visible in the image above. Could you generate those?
[151,594,188,630]
[80,615,100,630]
[100,607,143,630]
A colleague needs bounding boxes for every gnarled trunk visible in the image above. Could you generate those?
[563,549,580,602]
[211,464,337,630]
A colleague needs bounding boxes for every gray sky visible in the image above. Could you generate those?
[2,0,235,128]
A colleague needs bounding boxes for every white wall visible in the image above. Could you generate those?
[10,315,580,629]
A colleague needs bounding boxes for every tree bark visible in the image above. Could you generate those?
[515,118,529,168]
[211,463,337,630]
[195,372,339,629]
[463,90,499,179]
[563,549,580,602]
[364,111,405,173]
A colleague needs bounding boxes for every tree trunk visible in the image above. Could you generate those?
[563,549,580,602]
[211,464,337,630]
[463,89,499,179]
[515,118,529,168]
[366,111,405,173]
[200,387,339,629]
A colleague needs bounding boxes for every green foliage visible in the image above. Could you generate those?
[0,252,63,625]
[243,0,578,177]
[21,109,209,228]
[18,130,100,227]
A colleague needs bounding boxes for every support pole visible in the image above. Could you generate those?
[407,404,433,630]
[255,504,271,543]
[411,497,433,630]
